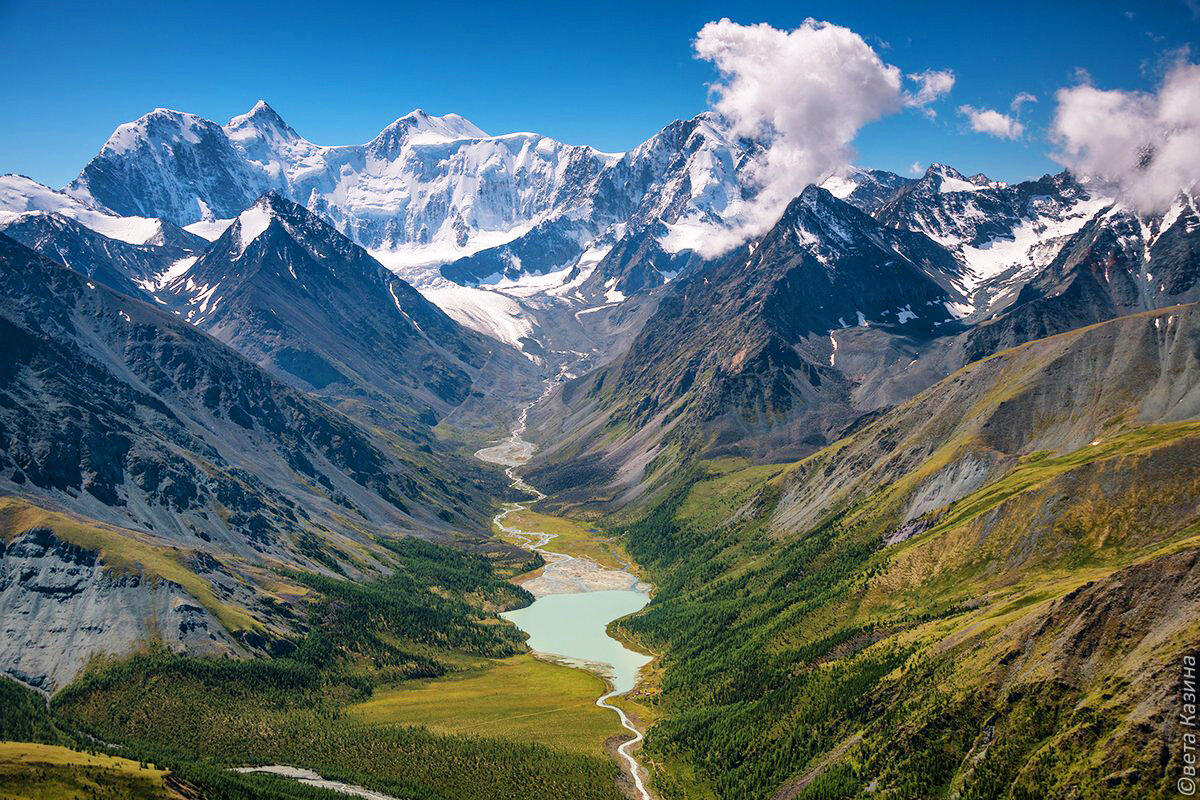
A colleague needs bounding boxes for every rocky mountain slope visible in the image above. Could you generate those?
[157,192,533,431]
[0,234,511,688]
[527,186,961,489]
[615,303,1200,799]
[0,211,204,302]
[527,170,1199,511]
[962,193,1200,360]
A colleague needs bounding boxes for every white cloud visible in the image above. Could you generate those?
[906,69,957,116]
[908,161,924,176]
[692,18,951,254]
[958,105,1025,139]
[1011,92,1038,111]
[1052,60,1200,212]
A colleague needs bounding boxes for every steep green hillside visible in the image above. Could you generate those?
[611,306,1200,799]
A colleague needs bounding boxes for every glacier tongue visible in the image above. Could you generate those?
[419,280,536,351]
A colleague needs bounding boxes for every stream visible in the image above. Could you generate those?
[475,388,655,800]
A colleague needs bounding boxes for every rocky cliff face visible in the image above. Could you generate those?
[0,234,482,552]
[158,192,527,431]
[0,528,236,691]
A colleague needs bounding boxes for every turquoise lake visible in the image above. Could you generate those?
[501,589,652,694]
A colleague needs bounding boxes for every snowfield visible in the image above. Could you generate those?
[0,174,163,245]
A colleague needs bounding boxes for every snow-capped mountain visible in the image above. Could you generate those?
[441,112,756,289]
[962,191,1200,361]
[0,212,204,301]
[875,165,1112,318]
[65,104,753,276]
[525,176,1200,509]
[820,167,917,214]
[19,99,1196,384]
[1,174,170,246]
[66,102,620,270]
[54,101,771,364]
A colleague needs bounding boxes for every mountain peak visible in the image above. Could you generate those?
[925,162,968,180]
[255,189,291,209]
[922,162,1002,193]
[372,109,488,148]
[232,193,287,255]
[772,184,873,252]
[98,107,215,156]
[791,183,843,212]
[225,99,299,143]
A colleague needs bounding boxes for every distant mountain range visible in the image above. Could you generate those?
[526,166,1199,506]
[3,102,1197,500]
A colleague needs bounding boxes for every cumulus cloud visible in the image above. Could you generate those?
[1052,60,1200,212]
[958,105,1025,139]
[692,18,952,254]
[908,161,924,176]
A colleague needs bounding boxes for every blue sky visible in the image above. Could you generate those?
[1,0,1197,188]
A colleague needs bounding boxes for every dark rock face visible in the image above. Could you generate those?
[441,217,596,285]
[160,193,501,430]
[67,109,264,225]
[578,223,701,302]
[0,234,481,554]
[963,199,1200,362]
[0,212,205,300]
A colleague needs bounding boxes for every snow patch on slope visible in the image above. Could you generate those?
[0,174,162,245]
[138,255,198,293]
[820,174,858,199]
[185,218,234,241]
[235,203,273,256]
[955,196,1111,293]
